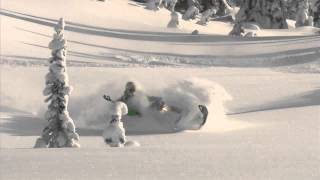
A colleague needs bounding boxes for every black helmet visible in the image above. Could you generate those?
[125,81,136,93]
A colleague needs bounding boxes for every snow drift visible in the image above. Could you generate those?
[68,78,232,134]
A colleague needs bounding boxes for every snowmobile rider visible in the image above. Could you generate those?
[118,81,208,130]
[119,81,170,113]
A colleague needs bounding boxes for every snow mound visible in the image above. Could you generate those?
[68,78,232,134]
[124,140,141,147]
[275,58,320,73]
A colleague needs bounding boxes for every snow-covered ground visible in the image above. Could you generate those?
[1,0,320,179]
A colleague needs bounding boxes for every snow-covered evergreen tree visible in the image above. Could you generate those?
[285,0,299,20]
[168,11,181,28]
[172,0,234,18]
[182,5,200,20]
[221,0,234,14]
[186,0,198,8]
[286,0,313,25]
[313,0,320,27]
[163,0,177,11]
[229,22,245,36]
[295,0,311,27]
[197,8,216,25]
[34,18,80,148]
[146,0,163,10]
[210,0,233,16]
[235,0,288,29]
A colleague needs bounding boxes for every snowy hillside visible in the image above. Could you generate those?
[1,0,320,68]
[1,0,320,179]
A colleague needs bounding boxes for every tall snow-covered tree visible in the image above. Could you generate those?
[182,5,200,20]
[197,8,216,25]
[235,0,288,29]
[229,22,245,36]
[146,0,163,10]
[176,0,231,15]
[313,0,320,27]
[285,0,300,20]
[34,18,80,148]
[163,0,178,11]
[206,0,233,16]
[179,0,233,20]
[168,11,181,28]
[284,0,313,27]
[295,0,311,27]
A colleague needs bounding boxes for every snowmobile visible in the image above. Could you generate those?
[103,81,208,131]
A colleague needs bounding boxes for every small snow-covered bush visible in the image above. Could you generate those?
[102,100,128,147]
[191,29,199,35]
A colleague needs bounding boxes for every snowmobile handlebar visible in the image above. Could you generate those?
[103,95,113,102]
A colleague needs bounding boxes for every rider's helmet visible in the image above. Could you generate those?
[125,81,136,94]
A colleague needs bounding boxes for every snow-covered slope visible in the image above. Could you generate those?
[1,66,319,179]
[0,0,319,179]
[1,0,320,69]
[1,105,319,180]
